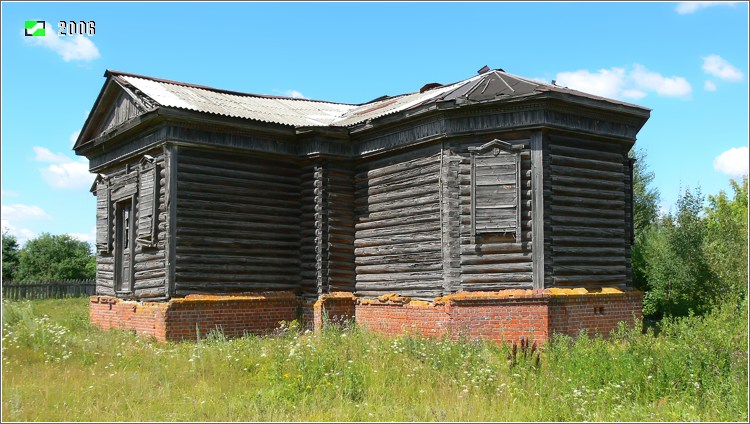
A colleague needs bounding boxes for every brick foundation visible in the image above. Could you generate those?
[355,289,643,344]
[90,292,298,342]
[90,288,642,343]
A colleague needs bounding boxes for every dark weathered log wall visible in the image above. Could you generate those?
[354,147,444,299]
[96,148,168,299]
[300,161,356,299]
[545,134,631,287]
[173,147,302,296]
[457,142,534,291]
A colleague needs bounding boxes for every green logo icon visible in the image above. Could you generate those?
[25,20,45,37]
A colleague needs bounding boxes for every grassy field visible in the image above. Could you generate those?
[2,297,747,422]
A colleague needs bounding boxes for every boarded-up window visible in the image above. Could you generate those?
[136,157,159,247]
[95,178,111,253]
[469,139,523,239]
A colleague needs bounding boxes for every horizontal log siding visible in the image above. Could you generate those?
[174,147,302,295]
[300,166,318,298]
[96,149,167,299]
[133,158,168,298]
[326,163,356,293]
[299,162,356,298]
[459,144,533,290]
[547,135,630,287]
[354,149,444,299]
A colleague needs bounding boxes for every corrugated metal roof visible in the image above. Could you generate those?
[112,69,648,130]
[120,75,356,127]
[331,75,485,127]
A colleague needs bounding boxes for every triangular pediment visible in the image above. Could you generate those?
[74,75,156,150]
[468,139,523,155]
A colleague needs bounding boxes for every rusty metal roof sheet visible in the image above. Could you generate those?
[111,69,647,130]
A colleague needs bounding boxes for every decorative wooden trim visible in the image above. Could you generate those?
[164,144,178,300]
[531,130,545,290]
[468,139,524,242]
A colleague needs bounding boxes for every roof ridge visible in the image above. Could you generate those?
[105,69,356,106]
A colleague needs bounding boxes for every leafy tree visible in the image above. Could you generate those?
[704,176,748,304]
[629,148,660,291]
[2,228,20,281]
[630,148,660,234]
[642,187,718,318]
[15,233,95,281]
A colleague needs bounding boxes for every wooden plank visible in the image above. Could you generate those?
[549,164,623,181]
[551,215,624,227]
[549,143,624,162]
[354,233,441,248]
[461,273,534,284]
[356,261,443,274]
[531,130,544,290]
[461,262,533,274]
[460,242,532,255]
[549,154,624,172]
[552,274,627,284]
[551,184,624,200]
[460,252,532,265]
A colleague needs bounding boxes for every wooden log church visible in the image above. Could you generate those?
[75,67,649,342]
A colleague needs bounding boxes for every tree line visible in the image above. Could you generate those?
[2,232,95,282]
[2,150,747,319]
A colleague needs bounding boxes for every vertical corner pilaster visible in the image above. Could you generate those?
[530,131,545,290]
[440,142,461,294]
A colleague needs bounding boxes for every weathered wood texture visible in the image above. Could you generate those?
[173,147,301,296]
[441,144,462,293]
[354,147,444,299]
[458,141,534,291]
[546,134,631,287]
[96,90,145,136]
[95,149,168,299]
[300,162,356,299]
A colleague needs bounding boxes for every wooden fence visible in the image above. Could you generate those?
[2,279,96,300]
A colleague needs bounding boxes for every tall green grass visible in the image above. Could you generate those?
[2,297,747,421]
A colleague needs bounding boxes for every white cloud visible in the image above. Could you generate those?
[33,146,93,189]
[554,64,692,100]
[555,67,626,99]
[714,146,749,177]
[702,55,744,82]
[704,80,717,92]
[70,130,81,147]
[1,203,50,221]
[23,21,100,62]
[70,227,96,244]
[622,89,647,99]
[630,64,692,97]
[1,188,18,198]
[676,2,741,14]
[1,219,36,245]
[283,89,306,99]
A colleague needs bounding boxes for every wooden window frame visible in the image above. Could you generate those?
[113,195,136,295]
[469,139,524,241]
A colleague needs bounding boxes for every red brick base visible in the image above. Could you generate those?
[355,289,643,344]
[90,292,298,342]
[89,288,642,343]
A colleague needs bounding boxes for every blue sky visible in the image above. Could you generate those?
[2,1,748,246]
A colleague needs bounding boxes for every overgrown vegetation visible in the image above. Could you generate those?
[630,148,747,319]
[1,232,95,282]
[2,298,746,421]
